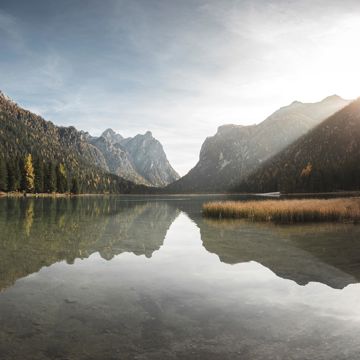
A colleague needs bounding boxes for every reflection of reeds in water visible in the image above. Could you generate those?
[203,217,358,239]
[202,198,360,224]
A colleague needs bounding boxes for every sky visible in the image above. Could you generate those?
[1,0,360,175]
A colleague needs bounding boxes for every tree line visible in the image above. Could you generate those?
[0,154,80,194]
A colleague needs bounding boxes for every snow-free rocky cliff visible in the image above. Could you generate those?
[89,129,179,187]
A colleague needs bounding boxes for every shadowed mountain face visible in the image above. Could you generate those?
[89,129,180,187]
[0,197,179,292]
[238,98,360,193]
[166,95,351,193]
[0,91,107,171]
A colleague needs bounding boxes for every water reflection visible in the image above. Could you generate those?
[198,218,360,289]
[166,197,360,289]
[0,197,178,291]
[1,196,360,291]
[0,197,360,359]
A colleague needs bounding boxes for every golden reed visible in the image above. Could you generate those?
[202,198,360,223]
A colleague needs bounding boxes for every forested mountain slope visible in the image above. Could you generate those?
[165,95,350,193]
[237,99,360,193]
[0,91,146,194]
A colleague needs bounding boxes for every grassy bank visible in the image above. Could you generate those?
[202,198,360,223]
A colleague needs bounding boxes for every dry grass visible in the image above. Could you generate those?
[202,198,360,223]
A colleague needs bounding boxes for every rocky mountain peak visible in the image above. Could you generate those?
[321,94,344,103]
[290,100,303,106]
[88,128,179,187]
[101,128,123,144]
[217,124,244,135]
[0,91,16,106]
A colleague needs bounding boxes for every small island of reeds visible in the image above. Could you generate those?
[202,198,360,224]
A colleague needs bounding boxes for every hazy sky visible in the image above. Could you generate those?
[1,0,360,175]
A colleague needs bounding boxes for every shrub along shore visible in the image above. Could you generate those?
[202,198,360,224]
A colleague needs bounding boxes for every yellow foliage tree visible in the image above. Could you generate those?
[24,154,35,192]
[300,162,312,177]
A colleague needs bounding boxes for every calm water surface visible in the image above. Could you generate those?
[1,196,360,359]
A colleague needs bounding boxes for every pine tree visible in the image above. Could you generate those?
[56,163,68,193]
[0,157,8,191]
[24,154,35,193]
[71,177,80,194]
[7,159,21,191]
[34,158,44,193]
[45,162,57,193]
[19,157,26,191]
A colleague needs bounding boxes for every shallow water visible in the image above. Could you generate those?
[1,196,360,359]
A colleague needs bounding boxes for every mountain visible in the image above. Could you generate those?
[89,129,180,187]
[0,91,146,194]
[165,95,351,193]
[101,128,124,144]
[89,133,145,185]
[237,98,360,193]
[121,131,180,186]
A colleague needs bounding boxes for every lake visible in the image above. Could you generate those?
[0,195,360,359]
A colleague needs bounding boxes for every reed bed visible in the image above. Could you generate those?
[202,198,360,224]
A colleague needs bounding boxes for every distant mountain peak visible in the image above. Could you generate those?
[102,128,116,135]
[321,94,344,102]
[0,90,15,104]
[89,128,179,187]
[101,128,123,144]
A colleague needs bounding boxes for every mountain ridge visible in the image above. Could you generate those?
[165,95,351,193]
[0,90,179,190]
[0,91,147,194]
[89,128,180,187]
[236,98,360,193]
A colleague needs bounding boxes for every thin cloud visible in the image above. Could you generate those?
[1,0,360,175]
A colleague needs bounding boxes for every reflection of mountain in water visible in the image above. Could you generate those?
[0,197,179,291]
[196,217,360,289]
[1,196,360,292]
[144,197,360,289]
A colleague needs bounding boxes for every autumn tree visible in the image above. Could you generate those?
[24,154,35,193]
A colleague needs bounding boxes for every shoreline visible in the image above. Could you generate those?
[1,191,360,198]
[0,192,107,198]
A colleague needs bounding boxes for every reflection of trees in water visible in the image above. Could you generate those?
[196,217,360,289]
[2,195,360,292]
[0,197,179,291]
[23,200,34,236]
